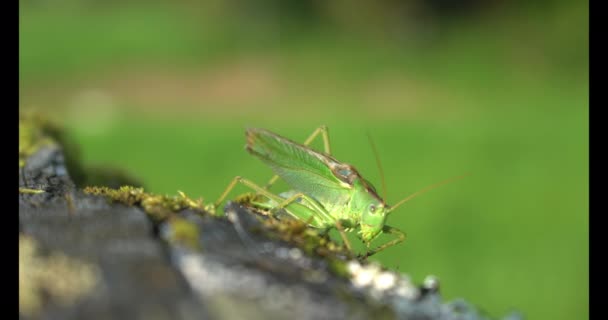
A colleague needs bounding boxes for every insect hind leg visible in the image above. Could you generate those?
[266,191,335,227]
[271,192,355,257]
[206,176,240,214]
[304,125,332,155]
[264,125,332,189]
[209,176,284,213]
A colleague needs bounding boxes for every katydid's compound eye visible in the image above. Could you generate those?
[338,169,351,176]
[369,204,376,214]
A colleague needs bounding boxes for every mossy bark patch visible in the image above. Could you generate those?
[20,110,140,188]
[83,186,206,222]
[19,112,58,168]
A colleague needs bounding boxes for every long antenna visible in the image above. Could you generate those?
[367,132,387,200]
[388,173,471,214]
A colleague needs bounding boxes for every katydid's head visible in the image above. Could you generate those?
[350,177,388,244]
[359,132,395,244]
[358,173,468,245]
[359,200,388,244]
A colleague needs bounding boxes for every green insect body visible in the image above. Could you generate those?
[245,128,391,245]
[210,126,462,257]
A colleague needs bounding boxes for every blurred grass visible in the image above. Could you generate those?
[20,1,587,320]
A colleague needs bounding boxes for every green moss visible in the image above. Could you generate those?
[83,185,143,205]
[225,196,366,281]
[19,110,89,186]
[244,209,356,280]
[83,186,206,222]
[84,186,205,251]
[82,166,143,189]
[19,111,135,188]
[19,112,57,168]
[230,196,359,274]
[245,207,353,260]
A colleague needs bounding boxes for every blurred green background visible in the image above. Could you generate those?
[19,0,587,319]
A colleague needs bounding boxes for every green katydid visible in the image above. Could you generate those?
[208,126,466,258]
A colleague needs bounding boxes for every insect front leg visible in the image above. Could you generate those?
[335,220,353,253]
[264,125,332,189]
[362,226,407,258]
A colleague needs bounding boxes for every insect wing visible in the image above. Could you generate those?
[246,128,350,204]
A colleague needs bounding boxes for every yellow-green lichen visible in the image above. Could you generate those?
[19,187,45,194]
[165,216,202,250]
[83,186,207,222]
[65,192,76,215]
[19,235,99,317]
